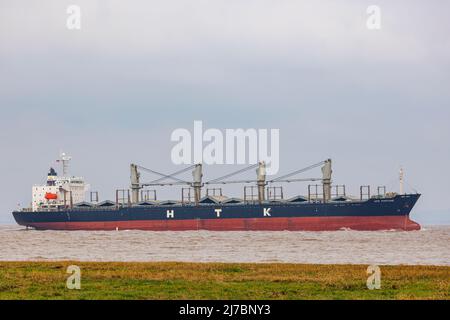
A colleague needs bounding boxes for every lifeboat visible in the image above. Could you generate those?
[44,192,58,200]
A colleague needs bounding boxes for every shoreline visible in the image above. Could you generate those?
[1,260,449,267]
[0,261,448,300]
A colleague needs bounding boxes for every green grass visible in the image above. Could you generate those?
[0,262,448,300]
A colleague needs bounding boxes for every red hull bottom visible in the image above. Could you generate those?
[27,216,421,231]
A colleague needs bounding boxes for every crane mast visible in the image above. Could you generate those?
[192,164,203,205]
[130,164,141,203]
[256,161,266,203]
[322,159,332,202]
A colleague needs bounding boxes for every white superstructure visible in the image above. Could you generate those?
[32,153,88,211]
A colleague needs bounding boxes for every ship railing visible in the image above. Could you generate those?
[141,189,157,201]
[33,205,121,212]
[116,189,131,207]
[360,186,371,200]
[331,185,346,197]
[181,187,195,204]
[206,188,223,197]
[90,191,99,203]
[377,186,387,197]
[69,206,120,211]
[32,207,65,212]
[243,186,259,203]
[308,184,324,203]
[266,186,284,201]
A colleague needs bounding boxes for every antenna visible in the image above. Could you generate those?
[399,167,404,195]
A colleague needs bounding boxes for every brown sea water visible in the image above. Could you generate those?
[0,225,448,265]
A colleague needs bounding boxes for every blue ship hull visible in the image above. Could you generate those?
[12,194,421,231]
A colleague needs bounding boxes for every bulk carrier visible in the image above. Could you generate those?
[13,153,421,231]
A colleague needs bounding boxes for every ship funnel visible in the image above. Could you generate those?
[192,164,203,205]
[256,161,266,203]
[322,159,332,202]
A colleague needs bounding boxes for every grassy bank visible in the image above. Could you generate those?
[0,262,448,300]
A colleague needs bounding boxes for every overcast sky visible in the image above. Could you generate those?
[0,0,449,224]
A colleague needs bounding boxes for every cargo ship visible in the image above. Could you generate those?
[12,153,421,231]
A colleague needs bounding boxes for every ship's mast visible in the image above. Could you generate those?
[399,167,404,195]
[59,152,72,177]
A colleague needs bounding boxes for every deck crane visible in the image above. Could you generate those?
[203,159,332,203]
[267,159,332,202]
[130,163,201,204]
[131,159,332,204]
